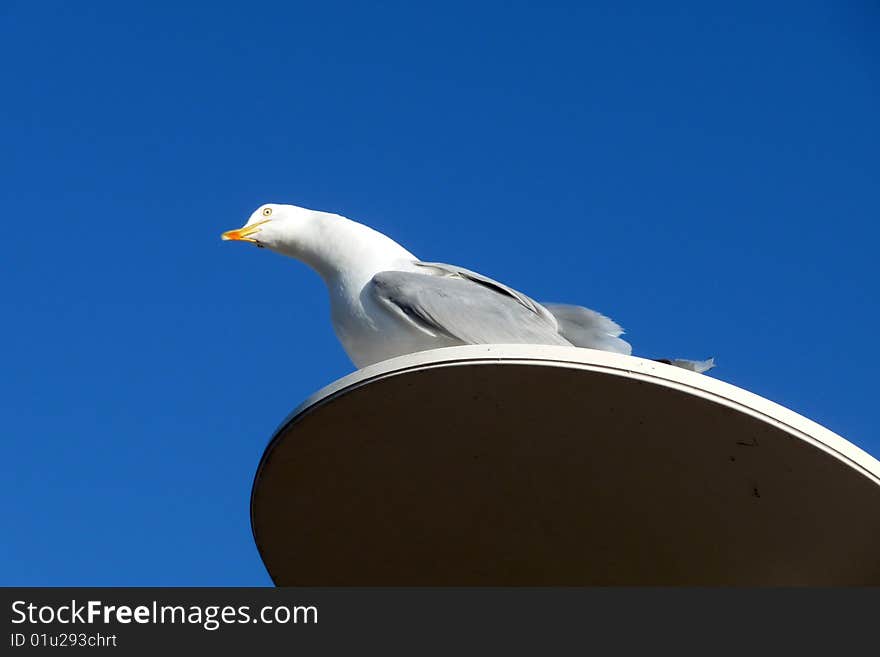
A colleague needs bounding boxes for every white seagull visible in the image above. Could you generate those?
[222,203,714,372]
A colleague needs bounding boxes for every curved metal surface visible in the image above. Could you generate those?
[251,345,880,585]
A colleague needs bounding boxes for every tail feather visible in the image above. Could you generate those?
[541,302,633,355]
[655,357,715,374]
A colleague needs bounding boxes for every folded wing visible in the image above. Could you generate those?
[369,263,570,346]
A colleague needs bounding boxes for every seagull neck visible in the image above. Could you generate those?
[290,213,416,289]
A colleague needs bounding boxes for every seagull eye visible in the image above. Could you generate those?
[262,207,273,217]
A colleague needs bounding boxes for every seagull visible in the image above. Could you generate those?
[222,203,714,372]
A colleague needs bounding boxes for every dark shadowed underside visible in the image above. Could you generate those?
[251,346,880,586]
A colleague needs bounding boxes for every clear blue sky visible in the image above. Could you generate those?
[2,1,877,585]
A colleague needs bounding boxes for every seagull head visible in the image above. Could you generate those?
[221,203,316,253]
[222,202,417,282]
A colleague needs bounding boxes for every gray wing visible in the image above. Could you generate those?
[541,303,633,355]
[414,262,559,325]
[369,263,571,346]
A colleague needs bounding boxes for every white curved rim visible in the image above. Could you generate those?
[265,345,880,486]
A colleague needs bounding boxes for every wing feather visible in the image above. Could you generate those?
[370,268,570,346]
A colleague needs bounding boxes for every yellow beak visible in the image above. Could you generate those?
[221,219,271,243]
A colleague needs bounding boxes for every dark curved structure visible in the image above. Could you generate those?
[251,345,880,585]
